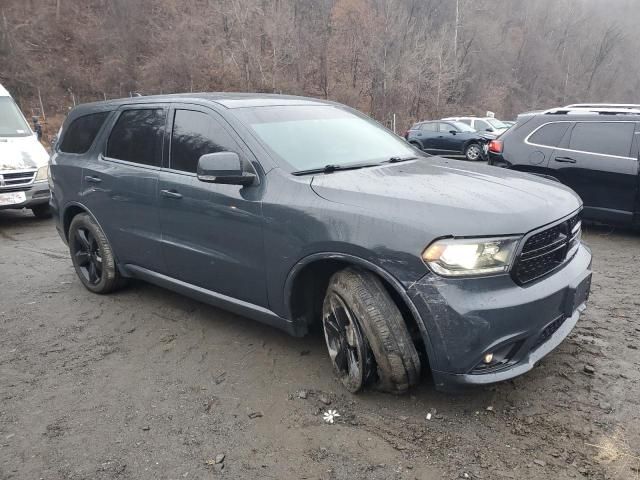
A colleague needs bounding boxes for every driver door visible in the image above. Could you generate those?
[436,122,461,154]
[158,105,268,307]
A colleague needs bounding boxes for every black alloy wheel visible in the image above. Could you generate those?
[72,226,103,285]
[322,291,372,393]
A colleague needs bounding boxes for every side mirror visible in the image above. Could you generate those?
[486,128,494,132]
[449,130,457,135]
[197,152,257,186]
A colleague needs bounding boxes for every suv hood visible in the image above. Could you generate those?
[310,157,581,237]
[0,136,49,171]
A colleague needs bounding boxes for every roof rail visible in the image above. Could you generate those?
[543,106,640,116]
[564,103,640,109]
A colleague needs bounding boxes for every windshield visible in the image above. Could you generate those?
[234,105,416,172]
[449,121,475,132]
[486,118,507,129]
[0,97,32,137]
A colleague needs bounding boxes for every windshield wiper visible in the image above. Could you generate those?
[385,156,418,163]
[292,163,379,176]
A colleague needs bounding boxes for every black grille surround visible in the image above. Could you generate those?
[512,212,582,285]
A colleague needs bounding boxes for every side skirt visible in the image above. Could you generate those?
[123,264,303,337]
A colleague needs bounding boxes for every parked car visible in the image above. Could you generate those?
[488,105,640,227]
[443,116,510,136]
[0,84,51,218]
[50,93,592,393]
[501,120,516,128]
[404,120,490,161]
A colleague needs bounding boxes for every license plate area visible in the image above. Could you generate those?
[565,273,592,315]
[0,191,27,206]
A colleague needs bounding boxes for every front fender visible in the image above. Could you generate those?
[283,251,438,371]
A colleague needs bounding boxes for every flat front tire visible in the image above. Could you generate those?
[68,213,124,294]
[322,268,421,394]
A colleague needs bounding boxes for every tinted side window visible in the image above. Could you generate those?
[420,123,438,132]
[439,122,456,132]
[528,123,571,147]
[475,120,491,131]
[170,110,238,173]
[106,109,165,166]
[59,112,109,154]
[569,122,635,157]
[459,119,472,126]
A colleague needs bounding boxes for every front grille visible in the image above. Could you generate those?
[513,212,581,284]
[0,170,36,190]
[532,315,567,351]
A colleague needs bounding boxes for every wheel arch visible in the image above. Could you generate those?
[284,252,435,366]
[62,202,103,241]
[62,201,128,278]
[462,138,481,150]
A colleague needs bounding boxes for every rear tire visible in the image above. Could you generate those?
[464,142,482,161]
[68,213,124,294]
[322,268,421,394]
[31,204,52,219]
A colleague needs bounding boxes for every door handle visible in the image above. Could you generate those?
[555,156,576,163]
[84,175,102,183]
[160,189,183,199]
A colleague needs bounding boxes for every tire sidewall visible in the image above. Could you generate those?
[32,204,52,219]
[68,213,119,294]
[324,268,420,393]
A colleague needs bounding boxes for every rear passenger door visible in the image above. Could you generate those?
[435,122,461,153]
[158,105,267,307]
[549,121,638,223]
[417,122,440,151]
[82,105,167,273]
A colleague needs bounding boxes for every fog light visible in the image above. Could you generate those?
[483,353,494,364]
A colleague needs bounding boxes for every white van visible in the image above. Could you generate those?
[0,84,51,218]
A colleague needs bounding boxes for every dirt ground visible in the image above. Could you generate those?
[1,209,639,480]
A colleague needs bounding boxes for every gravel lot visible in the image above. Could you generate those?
[1,209,639,480]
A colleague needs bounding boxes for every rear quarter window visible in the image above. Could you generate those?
[569,122,635,157]
[59,112,109,154]
[475,119,491,131]
[421,123,438,132]
[528,123,571,147]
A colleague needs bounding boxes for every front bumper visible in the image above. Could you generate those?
[0,182,50,211]
[407,244,592,391]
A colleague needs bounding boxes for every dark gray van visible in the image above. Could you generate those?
[50,93,592,393]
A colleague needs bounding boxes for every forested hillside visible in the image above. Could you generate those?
[1,0,639,130]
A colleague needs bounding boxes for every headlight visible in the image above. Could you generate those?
[35,165,49,181]
[422,237,520,277]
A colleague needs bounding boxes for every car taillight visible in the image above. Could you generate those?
[488,139,503,154]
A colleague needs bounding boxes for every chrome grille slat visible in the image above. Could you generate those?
[0,169,36,190]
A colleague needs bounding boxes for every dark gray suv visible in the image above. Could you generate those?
[50,93,592,393]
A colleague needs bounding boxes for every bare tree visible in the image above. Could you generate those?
[0,0,638,131]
